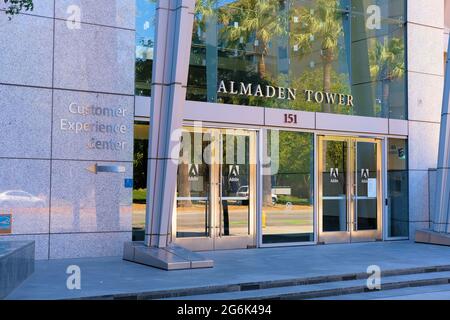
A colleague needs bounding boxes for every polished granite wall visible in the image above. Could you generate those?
[0,241,34,299]
[0,0,135,259]
[407,0,444,239]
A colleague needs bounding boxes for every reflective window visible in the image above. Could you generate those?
[136,0,157,96]
[262,130,314,244]
[387,138,408,238]
[187,0,406,119]
[132,122,149,240]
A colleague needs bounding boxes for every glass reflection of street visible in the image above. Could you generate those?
[263,204,314,235]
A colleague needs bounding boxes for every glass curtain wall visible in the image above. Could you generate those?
[136,0,157,96]
[187,0,406,119]
[132,122,150,240]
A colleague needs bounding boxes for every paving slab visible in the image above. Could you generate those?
[6,241,450,300]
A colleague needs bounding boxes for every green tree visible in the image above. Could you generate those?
[277,131,313,201]
[135,0,157,96]
[194,0,219,30]
[369,37,405,117]
[290,0,344,113]
[289,68,351,113]
[220,0,287,79]
[3,0,33,18]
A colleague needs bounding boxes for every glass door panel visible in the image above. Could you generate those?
[322,140,348,233]
[175,130,212,248]
[219,133,250,237]
[215,129,256,249]
[355,142,378,231]
[351,139,382,242]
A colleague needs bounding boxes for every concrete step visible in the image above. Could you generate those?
[159,270,450,300]
[109,264,450,300]
[313,284,450,300]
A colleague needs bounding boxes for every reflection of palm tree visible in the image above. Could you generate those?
[136,0,157,95]
[291,0,343,113]
[194,0,218,31]
[177,132,192,208]
[3,0,33,17]
[221,0,286,79]
[369,38,405,117]
[178,163,192,208]
[193,0,222,102]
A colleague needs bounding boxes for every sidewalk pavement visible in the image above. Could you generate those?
[7,241,450,300]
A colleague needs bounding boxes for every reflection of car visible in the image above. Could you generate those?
[237,186,278,204]
[0,190,45,208]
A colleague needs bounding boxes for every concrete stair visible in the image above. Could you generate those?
[313,284,450,300]
[151,266,450,300]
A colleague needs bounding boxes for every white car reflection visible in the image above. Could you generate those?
[0,190,45,208]
[237,186,278,204]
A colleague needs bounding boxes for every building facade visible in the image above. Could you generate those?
[0,0,445,259]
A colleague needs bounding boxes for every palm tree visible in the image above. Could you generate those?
[3,0,33,18]
[290,0,344,113]
[369,37,405,118]
[220,0,287,79]
[194,0,219,29]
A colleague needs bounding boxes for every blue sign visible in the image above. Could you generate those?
[0,214,12,234]
[124,178,133,189]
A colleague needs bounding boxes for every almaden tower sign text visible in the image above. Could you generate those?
[217,80,354,107]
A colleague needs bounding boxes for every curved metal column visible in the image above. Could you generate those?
[124,0,213,270]
[434,39,450,233]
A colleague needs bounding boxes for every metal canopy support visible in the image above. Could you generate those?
[433,41,450,233]
[416,38,450,245]
[433,39,450,233]
[124,0,213,270]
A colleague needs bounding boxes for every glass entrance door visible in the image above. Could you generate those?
[318,136,382,244]
[173,127,257,251]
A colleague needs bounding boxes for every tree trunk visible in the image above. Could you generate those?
[178,163,192,207]
[303,174,311,201]
[257,44,267,78]
[262,130,273,207]
[322,51,333,113]
[263,174,273,207]
[382,79,390,118]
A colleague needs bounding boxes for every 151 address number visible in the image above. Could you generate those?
[284,113,298,124]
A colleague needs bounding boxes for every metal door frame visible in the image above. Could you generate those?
[318,135,383,244]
